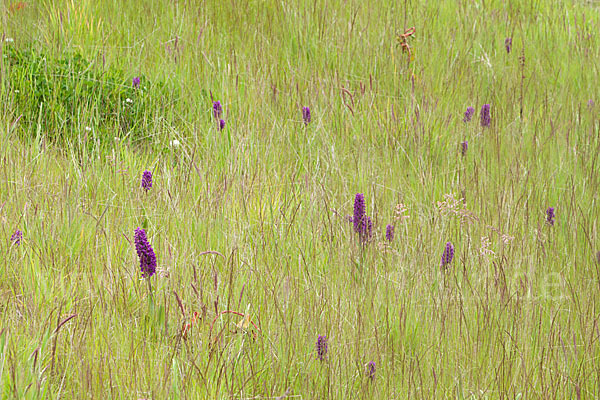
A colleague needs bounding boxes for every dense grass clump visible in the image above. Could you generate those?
[3,45,181,143]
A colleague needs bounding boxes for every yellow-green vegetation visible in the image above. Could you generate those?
[1,0,599,398]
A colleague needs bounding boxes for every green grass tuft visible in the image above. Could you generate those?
[3,45,182,144]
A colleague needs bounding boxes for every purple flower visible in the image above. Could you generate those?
[480,104,491,128]
[316,335,328,361]
[219,119,226,131]
[546,207,555,226]
[132,77,140,89]
[463,107,475,122]
[10,230,22,246]
[302,106,311,125]
[588,99,595,108]
[461,141,468,157]
[353,193,365,234]
[134,228,157,278]
[441,242,454,269]
[141,170,153,191]
[505,37,512,54]
[386,224,394,242]
[366,361,376,380]
[213,101,222,119]
[352,193,373,243]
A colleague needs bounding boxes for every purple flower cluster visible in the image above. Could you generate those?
[132,76,140,89]
[505,37,512,54]
[134,228,157,278]
[213,101,227,130]
[386,224,395,242]
[141,170,152,191]
[366,361,376,380]
[353,193,373,243]
[546,207,555,226]
[316,335,328,361]
[213,101,223,119]
[480,104,491,127]
[302,106,311,125]
[10,230,22,246]
[463,107,475,122]
[441,242,454,269]
[353,193,365,233]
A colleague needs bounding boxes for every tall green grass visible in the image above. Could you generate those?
[1,0,599,398]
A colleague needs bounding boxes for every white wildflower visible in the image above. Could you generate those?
[394,203,410,223]
[500,234,514,244]
[479,236,495,257]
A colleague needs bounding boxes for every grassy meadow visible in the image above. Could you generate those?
[1,0,600,398]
